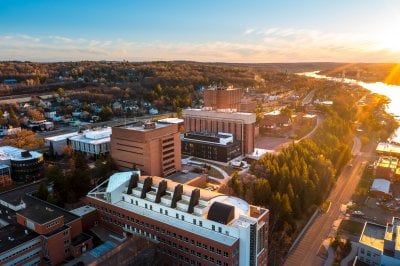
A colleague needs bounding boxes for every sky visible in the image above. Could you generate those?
[1,0,400,62]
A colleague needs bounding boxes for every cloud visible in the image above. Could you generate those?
[0,30,399,62]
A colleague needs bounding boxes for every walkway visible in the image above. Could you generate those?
[185,158,230,184]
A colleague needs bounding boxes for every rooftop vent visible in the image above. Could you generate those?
[21,151,31,158]
[143,121,156,129]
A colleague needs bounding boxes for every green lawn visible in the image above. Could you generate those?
[338,220,364,236]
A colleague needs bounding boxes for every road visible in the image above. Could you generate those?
[284,140,375,266]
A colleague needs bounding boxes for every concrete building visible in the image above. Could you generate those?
[357,217,400,265]
[0,146,44,182]
[182,131,242,162]
[111,121,181,177]
[0,182,93,265]
[183,109,256,154]
[45,132,80,156]
[204,86,243,111]
[69,127,111,157]
[86,171,269,266]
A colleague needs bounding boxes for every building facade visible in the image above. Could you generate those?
[204,86,243,111]
[357,217,400,265]
[0,182,93,265]
[182,132,241,162]
[86,171,269,266]
[111,122,181,177]
[0,146,44,182]
[183,109,256,154]
[69,127,111,157]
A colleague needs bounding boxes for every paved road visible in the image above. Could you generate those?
[284,140,375,266]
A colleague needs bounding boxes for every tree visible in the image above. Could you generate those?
[3,129,44,148]
[99,106,113,121]
[57,87,65,98]
[37,183,49,201]
[28,109,44,121]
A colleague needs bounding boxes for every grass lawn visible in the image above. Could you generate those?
[338,220,364,236]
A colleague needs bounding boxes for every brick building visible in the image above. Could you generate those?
[183,109,256,154]
[111,121,181,177]
[0,182,93,265]
[86,171,269,266]
[204,86,243,111]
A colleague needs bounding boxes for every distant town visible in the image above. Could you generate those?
[0,61,398,266]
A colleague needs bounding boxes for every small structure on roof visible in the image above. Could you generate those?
[370,178,391,199]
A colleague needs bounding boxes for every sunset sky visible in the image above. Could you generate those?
[1,0,400,62]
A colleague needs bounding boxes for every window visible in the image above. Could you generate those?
[150,205,152,210]
[199,221,203,227]
[212,225,215,231]
[176,213,179,219]
[193,219,196,225]
[135,200,138,206]
[360,248,365,254]
[223,251,229,257]
[181,215,184,221]
[165,210,168,215]
[145,203,148,209]
[160,208,163,213]
[367,251,371,257]
[197,241,201,247]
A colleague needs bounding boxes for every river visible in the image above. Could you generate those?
[299,71,400,142]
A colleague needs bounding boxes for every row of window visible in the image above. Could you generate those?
[161,246,231,266]
[95,207,234,260]
[0,238,41,262]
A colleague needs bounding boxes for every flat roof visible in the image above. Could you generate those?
[371,178,391,194]
[118,122,171,132]
[0,182,80,224]
[0,146,43,161]
[69,135,110,145]
[0,224,39,254]
[70,205,97,217]
[45,132,79,142]
[183,109,256,124]
[377,142,400,155]
[158,118,184,124]
[360,222,385,251]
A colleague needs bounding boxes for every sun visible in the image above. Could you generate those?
[375,16,400,52]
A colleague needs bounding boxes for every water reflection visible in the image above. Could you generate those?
[299,71,400,120]
[299,71,400,142]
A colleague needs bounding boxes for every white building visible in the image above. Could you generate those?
[44,132,80,156]
[357,217,400,265]
[87,171,269,265]
[69,127,111,156]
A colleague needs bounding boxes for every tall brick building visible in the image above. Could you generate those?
[111,121,181,177]
[204,86,243,111]
[86,171,269,266]
[183,86,256,155]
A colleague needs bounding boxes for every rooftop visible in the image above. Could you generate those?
[44,132,79,142]
[158,117,184,124]
[0,182,80,224]
[183,108,256,124]
[371,178,391,194]
[0,224,39,254]
[89,171,268,223]
[69,128,111,144]
[360,222,386,251]
[118,121,171,132]
[70,205,97,217]
[377,142,400,156]
[0,146,43,161]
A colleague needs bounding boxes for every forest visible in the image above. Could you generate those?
[228,80,397,265]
